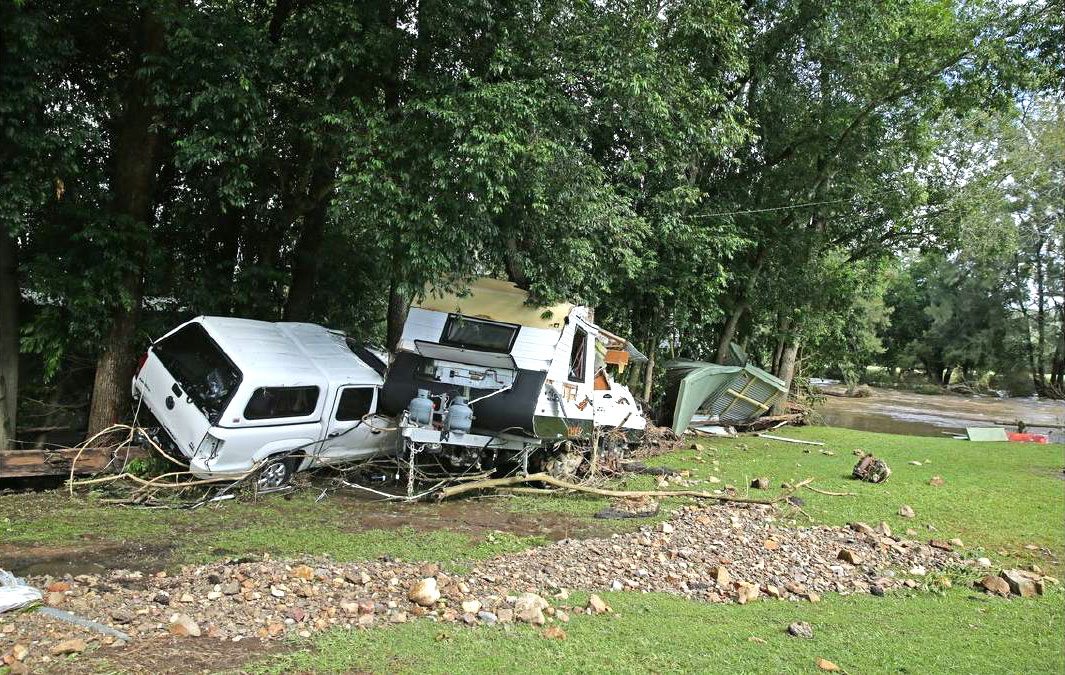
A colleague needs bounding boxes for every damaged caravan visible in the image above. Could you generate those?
[379,277,648,474]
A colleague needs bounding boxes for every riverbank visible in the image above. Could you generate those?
[815,382,1065,443]
[1,427,1063,673]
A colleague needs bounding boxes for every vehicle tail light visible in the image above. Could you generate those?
[136,351,149,373]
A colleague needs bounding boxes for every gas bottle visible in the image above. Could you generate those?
[445,396,474,433]
[409,389,433,425]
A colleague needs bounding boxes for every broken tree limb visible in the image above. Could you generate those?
[435,471,814,505]
[804,485,857,497]
[755,433,825,446]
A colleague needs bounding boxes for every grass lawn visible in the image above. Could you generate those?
[2,426,1063,673]
[259,588,1064,674]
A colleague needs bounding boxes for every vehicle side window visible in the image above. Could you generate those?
[568,327,588,382]
[244,386,319,420]
[336,387,374,422]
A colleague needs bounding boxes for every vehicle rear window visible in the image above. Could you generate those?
[244,386,320,420]
[153,323,241,422]
[441,314,518,352]
[336,387,374,421]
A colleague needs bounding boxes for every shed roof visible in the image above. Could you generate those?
[414,277,573,330]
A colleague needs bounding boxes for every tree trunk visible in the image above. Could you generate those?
[0,226,18,451]
[386,279,409,352]
[86,10,165,435]
[771,339,800,415]
[642,335,657,402]
[715,246,766,364]
[283,163,334,321]
[1035,238,1047,386]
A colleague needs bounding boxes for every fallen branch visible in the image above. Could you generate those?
[436,472,814,505]
[756,433,824,446]
[804,485,857,497]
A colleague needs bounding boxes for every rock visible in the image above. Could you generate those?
[736,582,760,604]
[497,608,514,623]
[10,644,28,662]
[908,460,922,466]
[207,591,223,600]
[543,626,567,640]
[929,540,952,551]
[45,581,71,593]
[110,608,133,624]
[1000,569,1038,597]
[711,565,731,587]
[419,563,440,577]
[976,557,992,568]
[556,610,570,622]
[388,611,408,624]
[817,658,841,672]
[587,594,611,614]
[477,611,498,625]
[877,521,893,537]
[221,580,240,595]
[806,592,821,603]
[44,591,65,606]
[169,613,201,637]
[751,477,770,490]
[610,579,624,591]
[764,539,780,551]
[270,586,286,598]
[837,549,862,565]
[514,593,548,625]
[407,578,441,607]
[788,621,814,639]
[659,522,674,534]
[50,638,87,655]
[870,585,885,597]
[849,522,876,536]
[898,505,915,518]
[949,538,963,548]
[928,475,945,487]
[461,600,482,614]
[976,575,1011,597]
[765,584,781,599]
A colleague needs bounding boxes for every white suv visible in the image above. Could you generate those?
[132,316,395,487]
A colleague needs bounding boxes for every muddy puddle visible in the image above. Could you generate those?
[2,541,175,578]
[815,382,1065,443]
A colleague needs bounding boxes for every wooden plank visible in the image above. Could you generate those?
[0,448,113,478]
[756,433,825,446]
[966,427,1009,442]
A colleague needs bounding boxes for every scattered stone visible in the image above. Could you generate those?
[44,591,64,606]
[751,477,770,490]
[407,578,441,607]
[711,566,731,587]
[610,579,624,591]
[659,522,674,534]
[976,575,1011,597]
[514,593,548,625]
[110,608,133,624]
[788,621,814,639]
[837,549,862,565]
[543,626,567,640]
[806,592,821,603]
[461,600,482,614]
[169,613,201,637]
[736,582,760,604]
[10,644,28,662]
[270,586,285,598]
[763,539,780,551]
[50,638,87,655]
[477,611,497,625]
[587,594,611,615]
[976,557,992,568]
[850,522,876,536]
[928,475,945,487]
[929,540,953,552]
[1000,569,1038,597]
[222,580,240,595]
[949,538,963,548]
[898,505,915,518]
[817,658,842,672]
[908,461,922,466]
[45,581,71,593]
[877,522,893,537]
[292,564,315,580]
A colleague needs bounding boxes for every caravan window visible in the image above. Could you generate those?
[441,315,519,353]
[568,327,588,382]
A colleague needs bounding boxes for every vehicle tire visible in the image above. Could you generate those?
[255,455,300,491]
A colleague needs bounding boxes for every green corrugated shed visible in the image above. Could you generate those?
[661,359,787,434]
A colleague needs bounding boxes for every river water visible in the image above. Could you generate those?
[814,381,1065,444]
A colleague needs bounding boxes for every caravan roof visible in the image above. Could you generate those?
[415,277,573,331]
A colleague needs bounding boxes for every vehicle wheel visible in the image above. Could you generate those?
[255,455,299,491]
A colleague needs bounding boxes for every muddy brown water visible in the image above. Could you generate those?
[816,383,1065,443]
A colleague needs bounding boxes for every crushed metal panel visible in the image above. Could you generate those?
[966,427,1009,442]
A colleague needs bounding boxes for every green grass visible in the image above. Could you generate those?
[258,588,1065,674]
